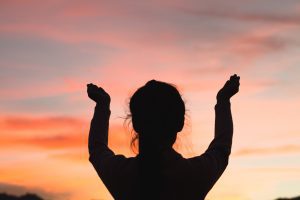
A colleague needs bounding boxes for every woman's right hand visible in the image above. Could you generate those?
[87,83,111,107]
[217,74,240,102]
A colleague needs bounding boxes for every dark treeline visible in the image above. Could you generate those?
[0,193,44,200]
[0,192,299,200]
[276,197,300,200]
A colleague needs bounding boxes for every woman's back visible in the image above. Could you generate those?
[87,76,240,200]
[90,147,228,200]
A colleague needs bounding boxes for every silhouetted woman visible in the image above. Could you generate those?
[87,75,240,200]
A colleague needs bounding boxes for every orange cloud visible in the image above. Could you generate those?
[233,145,300,156]
[0,115,132,156]
[1,116,84,131]
[0,114,195,162]
[48,148,89,163]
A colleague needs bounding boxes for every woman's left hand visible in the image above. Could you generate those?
[87,83,111,107]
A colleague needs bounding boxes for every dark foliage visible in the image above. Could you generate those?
[276,196,300,200]
[0,193,44,200]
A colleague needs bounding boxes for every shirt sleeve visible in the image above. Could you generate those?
[188,100,233,193]
[88,104,114,162]
[206,100,233,166]
[88,104,127,198]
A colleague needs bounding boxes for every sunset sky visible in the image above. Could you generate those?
[0,0,300,199]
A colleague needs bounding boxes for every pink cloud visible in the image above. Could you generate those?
[182,7,300,24]
[0,76,88,100]
[227,23,296,59]
[61,1,127,18]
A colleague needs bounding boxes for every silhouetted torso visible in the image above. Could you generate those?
[89,101,232,200]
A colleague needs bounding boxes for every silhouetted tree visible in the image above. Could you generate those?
[276,196,300,200]
[0,193,44,200]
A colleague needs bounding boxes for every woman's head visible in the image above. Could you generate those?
[129,80,185,153]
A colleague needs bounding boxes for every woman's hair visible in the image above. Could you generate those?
[126,80,186,199]
[129,80,185,154]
